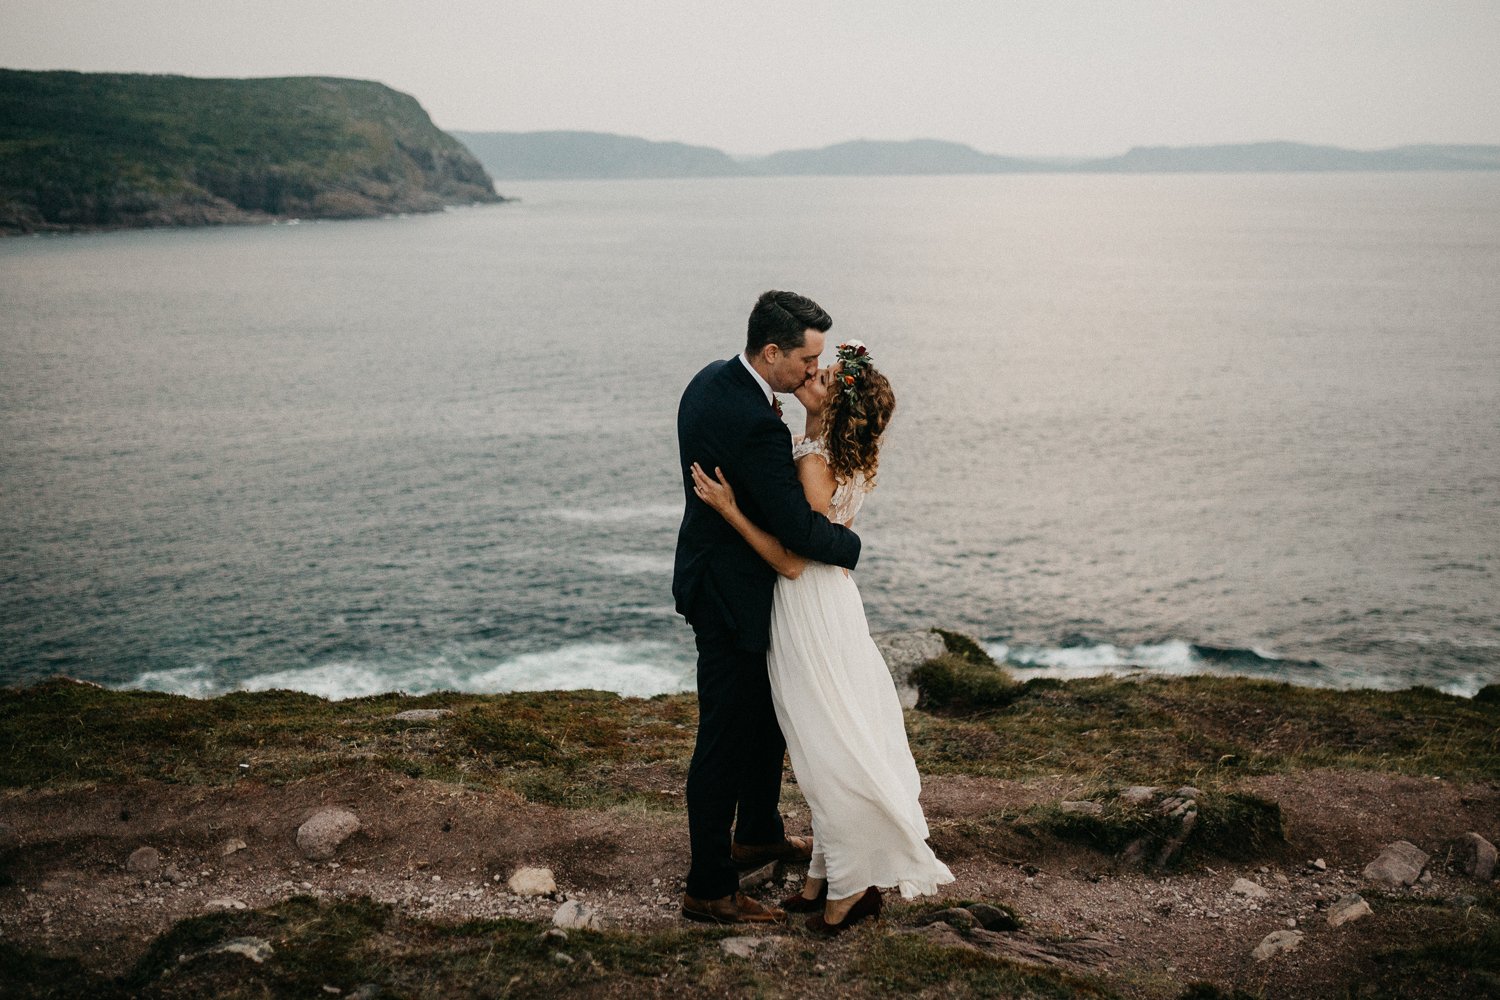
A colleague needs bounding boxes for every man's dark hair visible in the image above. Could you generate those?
[746,290,832,355]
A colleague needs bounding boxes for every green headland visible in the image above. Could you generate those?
[0,70,501,235]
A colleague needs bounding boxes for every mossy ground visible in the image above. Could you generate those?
[0,894,1113,1000]
[904,634,1498,787]
[5,644,1494,800]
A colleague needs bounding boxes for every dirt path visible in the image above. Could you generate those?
[2,767,1496,997]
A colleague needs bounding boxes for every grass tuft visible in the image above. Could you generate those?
[1018,790,1284,867]
[911,653,1023,712]
[932,628,998,666]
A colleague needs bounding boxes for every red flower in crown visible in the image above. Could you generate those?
[834,340,873,402]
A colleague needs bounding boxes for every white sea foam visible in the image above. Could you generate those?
[464,642,692,698]
[127,664,226,699]
[1437,674,1490,698]
[119,641,695,701]
[988,640,1199,679]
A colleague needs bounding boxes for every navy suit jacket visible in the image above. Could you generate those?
[672,357,861,651]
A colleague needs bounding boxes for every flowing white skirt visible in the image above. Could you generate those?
[768,562,954,900]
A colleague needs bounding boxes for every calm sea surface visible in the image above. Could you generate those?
[2,174,1497,698]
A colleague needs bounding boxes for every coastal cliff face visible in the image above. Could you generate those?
[0,70,502,234]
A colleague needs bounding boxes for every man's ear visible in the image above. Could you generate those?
[760,343,780,364]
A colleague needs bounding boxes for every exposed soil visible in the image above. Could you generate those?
[2,766,1496,997]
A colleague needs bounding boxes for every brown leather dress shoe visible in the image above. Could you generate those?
[681,892,787,925]
[730,834,814,868]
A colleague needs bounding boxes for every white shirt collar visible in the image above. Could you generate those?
[738,352,775,406]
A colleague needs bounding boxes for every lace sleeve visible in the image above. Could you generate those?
[791,438,868,525]
[791,437,828,462]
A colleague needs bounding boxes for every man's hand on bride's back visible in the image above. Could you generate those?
[691,463,738,517]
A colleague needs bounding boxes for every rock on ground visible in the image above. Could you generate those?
[1362,840,1428,887]
[1252,929,1304,961]
[873,630,946,709]
[1230,877,1269,900]
[1327,893,1373,927]
[196,937,274,965]
[1456,832,1497,881]
[507,866,557,897]
[392,709,452,721]
[126,847,160,873]
[720,936,787,959]
[553,899,602,930]
[738,861,778,892]
[908,922,1117,974]
[296,807,361,861]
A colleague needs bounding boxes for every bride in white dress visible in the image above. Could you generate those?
[690,340,953,934]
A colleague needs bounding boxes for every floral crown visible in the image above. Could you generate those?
[834,340,873,402]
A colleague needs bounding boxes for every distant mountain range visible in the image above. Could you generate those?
[453,131,1500,181]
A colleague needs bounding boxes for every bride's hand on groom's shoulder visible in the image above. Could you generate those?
[691,463,738,516]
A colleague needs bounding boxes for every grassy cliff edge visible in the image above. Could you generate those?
[1,634,1496,998]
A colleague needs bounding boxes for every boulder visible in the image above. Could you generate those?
[296,807,361,861]
[1363,841,1428,888]
[392,709,452,722]
[126,847,160,873]
[1230,877,1269,900]
[1455,833,1496,881]
[1119,786,1160,805]
[1327,893,1373,927]
[507,866,557,897]
[738,861,778,892]
[1251,929,1303,961]
[1060,800,1104,817]
[965,903,1020,931]
[205,897,248,911]
[219,838,248,857]
[553,899,602,930]
[720,936,786,959]
[916,907,978,932]
[873,630,947,709]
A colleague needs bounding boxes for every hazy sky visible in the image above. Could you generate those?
[3,1,1497,156]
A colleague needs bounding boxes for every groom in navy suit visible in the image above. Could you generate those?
[672,290,862,923]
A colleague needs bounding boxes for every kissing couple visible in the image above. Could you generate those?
[672,289,953,935]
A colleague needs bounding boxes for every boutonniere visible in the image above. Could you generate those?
[771,395,783,418]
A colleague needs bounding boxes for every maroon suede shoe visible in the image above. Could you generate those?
[779,882,828,913]
[805,886,882,937]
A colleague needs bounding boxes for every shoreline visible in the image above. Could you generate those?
[12,628,1493,704]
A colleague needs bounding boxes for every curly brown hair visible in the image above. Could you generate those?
[821,363,895,486]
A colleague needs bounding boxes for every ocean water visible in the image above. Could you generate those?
[2,174,1497,699]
